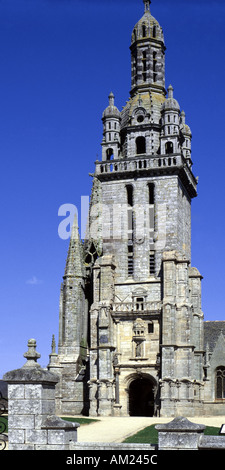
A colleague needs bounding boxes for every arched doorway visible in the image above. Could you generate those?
[129,377,155,417]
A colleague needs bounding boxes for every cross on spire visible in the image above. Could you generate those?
[143,0,151,13]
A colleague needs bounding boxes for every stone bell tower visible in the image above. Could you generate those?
[50,0,205,418]
[86,0,204,418]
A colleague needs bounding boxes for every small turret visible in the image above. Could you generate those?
[180,110,192,167]
[160,85,180,154]
[101,92,121,161]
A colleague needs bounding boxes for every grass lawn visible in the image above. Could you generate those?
[122,424,220,445]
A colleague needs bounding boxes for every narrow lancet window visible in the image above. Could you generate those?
[149,183,155,205]
[126,185,133,207]
[148,183,155,246]
[149,251,155,276]
[128,244,134,277]
[142,51,147,82]
[142,24,146,37]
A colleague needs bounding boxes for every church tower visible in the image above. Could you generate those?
[50,0,205,418]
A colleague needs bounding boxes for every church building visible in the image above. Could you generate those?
[48,0,225,418]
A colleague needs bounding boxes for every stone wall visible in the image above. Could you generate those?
[3,339,79,450]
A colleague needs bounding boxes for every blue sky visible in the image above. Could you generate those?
[0,0,225,377]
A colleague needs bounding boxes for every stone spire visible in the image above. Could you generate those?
[130,0,166,97]
[64,213,84,278]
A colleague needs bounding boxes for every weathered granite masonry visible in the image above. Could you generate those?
[155,417,205,451]
[48,0,225,418]
[155,417,225,451]
[3,339,79,450]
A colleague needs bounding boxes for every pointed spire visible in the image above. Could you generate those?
[143,0,151,13]
[70,210,79,243]
[64,213,84,278]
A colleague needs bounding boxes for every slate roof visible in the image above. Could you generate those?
[204,321,225,352]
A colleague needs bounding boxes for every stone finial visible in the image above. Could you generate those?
[23,338,41,368]
[143,0,151,13]
[168,84,174,99]
[108,92,115,107]
[180,110,186,124]
[51,334,56,354]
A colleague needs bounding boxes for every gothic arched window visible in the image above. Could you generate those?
[216,366,225,399]
[142,24,146,37]
[142,51,147,82]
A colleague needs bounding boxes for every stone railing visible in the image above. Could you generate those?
[112,301,162,314]
[95,154,182,176]
[95,154,197,198]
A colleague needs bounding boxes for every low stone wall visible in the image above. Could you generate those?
[155,417,225,450]
[70,443,155,451]
[199,435,225,450]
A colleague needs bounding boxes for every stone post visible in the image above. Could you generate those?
[155,417,205,451]
[3,339,80,450]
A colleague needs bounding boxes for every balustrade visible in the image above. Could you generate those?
[96,154,182,175]
[112,301,162,313]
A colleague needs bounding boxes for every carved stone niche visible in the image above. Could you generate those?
[132,318,146,358]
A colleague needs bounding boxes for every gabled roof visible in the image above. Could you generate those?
[204,321,225,352]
